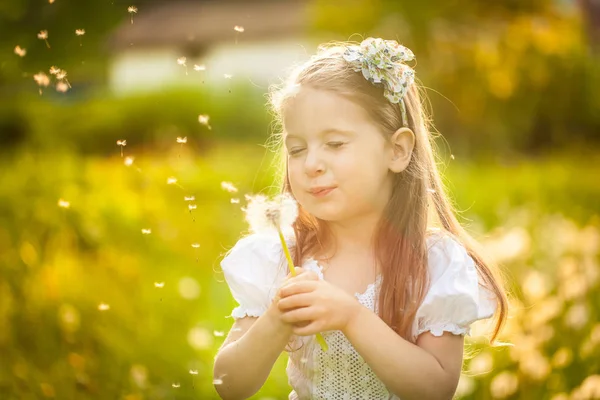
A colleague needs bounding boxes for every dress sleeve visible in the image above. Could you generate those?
[220,232,291,319]
[414,234,497,338]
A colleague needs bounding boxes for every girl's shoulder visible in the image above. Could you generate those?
[425,229,473,277]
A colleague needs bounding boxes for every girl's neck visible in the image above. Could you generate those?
[318,213,380,259]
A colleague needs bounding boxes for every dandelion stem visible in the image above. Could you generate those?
[276,225,328,352]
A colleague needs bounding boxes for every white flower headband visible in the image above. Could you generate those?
[342,37,416,127]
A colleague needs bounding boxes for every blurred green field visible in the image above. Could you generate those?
[0,141,598,399]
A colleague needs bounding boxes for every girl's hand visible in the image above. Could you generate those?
[267,267,311,332]
[276,273,362,336]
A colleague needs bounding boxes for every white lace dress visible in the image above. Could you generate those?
[220,231,497,400]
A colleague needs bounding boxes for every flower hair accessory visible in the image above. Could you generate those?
[342,37,415,127]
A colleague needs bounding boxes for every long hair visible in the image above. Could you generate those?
[268,41,508,345]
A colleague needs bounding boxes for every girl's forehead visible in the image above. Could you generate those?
[282,87,373,135]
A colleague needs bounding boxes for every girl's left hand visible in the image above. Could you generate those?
[277,273,362,336]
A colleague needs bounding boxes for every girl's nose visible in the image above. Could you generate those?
[303,149,325,177]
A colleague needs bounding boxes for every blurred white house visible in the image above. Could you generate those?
[106,0,316,95]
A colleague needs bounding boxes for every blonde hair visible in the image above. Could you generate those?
[268,41,508,345]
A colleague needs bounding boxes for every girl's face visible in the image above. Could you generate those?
[283,87,395,223]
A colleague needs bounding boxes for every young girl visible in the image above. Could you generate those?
[213,37,508,400]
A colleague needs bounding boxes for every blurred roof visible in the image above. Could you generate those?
[107,0,309,52]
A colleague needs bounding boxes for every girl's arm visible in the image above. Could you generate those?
[213,304,294,400]
[342,306,463,400]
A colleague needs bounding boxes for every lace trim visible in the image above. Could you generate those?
[417,323,471,337]
[231,306,267,319]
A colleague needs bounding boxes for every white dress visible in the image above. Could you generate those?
[220,231,497,400]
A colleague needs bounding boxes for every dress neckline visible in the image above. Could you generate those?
[305,257,383,300]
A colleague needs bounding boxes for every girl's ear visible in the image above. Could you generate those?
[388,127,415,173]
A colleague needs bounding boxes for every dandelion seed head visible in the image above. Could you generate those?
[124,156,134,166]
[14,46,26,57]
[177,57,187,66]
[98,303,110,311]
[176,136,187,144]
[141,229,151,234]
[58,199,70,208]
[167,177,177,185]
[128,6,137,13]
[75,29,85,36]
[243,193,298,234]
[193,64,206,71]
[154,282,165,288]
[37,30,48,40]
[220,181,238,193]
[233,26,245,33]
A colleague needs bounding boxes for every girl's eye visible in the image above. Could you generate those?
[288,148,305,156]
[327,142,345,149]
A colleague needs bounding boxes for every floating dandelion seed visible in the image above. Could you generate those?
[220,181,238,193]
[231,198,240,204]
[193,64,205,71]
[98,303,110,311]
[177,57,188,75]
[128,6,138,24]
[233,26,244,44]
[223,73,233,79]
[184,196,195,202]
[56,81,69,93]
[450,154,455,160]
[58,199,70,208]
[141,229,151,235]
[49,66,60,75]
[14,45,26,57]
[167,177,177,185]
[214,330,224,337]
[37,30,50,48]
[191,243,200,262]
[116,139,126,157]
[198,114,212,130]
[154,282,165,288]
[75,29,85,46]
[176,136,187,144]
[213,378,223,385]
[54,69,71,89]
[172,383,180,388]
[189,370,198,375]
[33,72,50,95]
[188,204,197,211]
[243,193,328,351]
[427,188,436,194]
[49,0,55,3]
[124,156,134,166]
